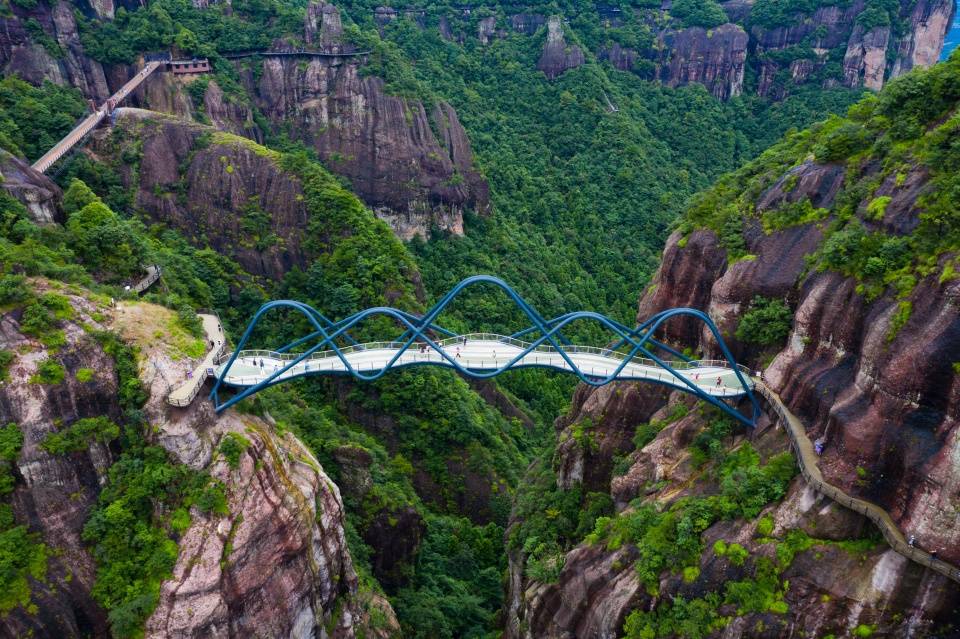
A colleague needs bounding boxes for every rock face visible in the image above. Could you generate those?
[242,53,488,239]
[0,149,63,224]
[95,109,415,283]
[0,285,117,639]
[653,23,749,100]
[144,412,364,638]
[536,16,585,79]
[97,110,309,280]
[0,0,110,100]
[843,24,892,90]
[0,276,397,638]
[506,391,960,638]
[121,301,398,639]
[221,4,488,240]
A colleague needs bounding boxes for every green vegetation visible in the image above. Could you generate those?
[681,51,960,304]
[587,437,795,593]
[218,432,251,469]
[0,76,86,161]
[735,296,793,347]
[0,350,14,381]
[0,421,50,615]
[41,416,121,455]
[0,0,908,634]
[670,0,727,28]
[31,358,65,385]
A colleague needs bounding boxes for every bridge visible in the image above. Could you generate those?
[209,275,760,423]
[32,60,166,173]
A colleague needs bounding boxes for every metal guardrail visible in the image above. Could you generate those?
[756,383,960,584]
[212,334,752,397]
[129,264,161,294]
[166,311,227,408]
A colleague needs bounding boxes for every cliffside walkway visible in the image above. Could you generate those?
[129,264,161,295]
[209,275,760,423]
[223,49,371,59]
[31,61,164,174]
[167,313,227,407]
[757,383,960,584]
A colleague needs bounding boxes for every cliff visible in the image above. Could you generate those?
[504,48,960,639]
[0,0,110,101]
[87,108,422,294]
[0,149,63,224]
[536,16,585,80]
[446,1,954,99]
[0,282,117,638]
[0,273,397,638]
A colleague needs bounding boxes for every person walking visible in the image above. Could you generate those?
[455,347,461,359]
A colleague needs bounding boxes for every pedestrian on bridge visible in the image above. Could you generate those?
[455,347,461,359]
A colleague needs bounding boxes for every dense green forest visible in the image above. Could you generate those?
[0,0,906,635]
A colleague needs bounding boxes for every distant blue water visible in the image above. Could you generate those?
[942,1,960,60]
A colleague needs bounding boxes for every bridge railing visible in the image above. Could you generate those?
[217,334,748,373]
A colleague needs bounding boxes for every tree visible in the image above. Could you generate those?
[735,297,793,347]
[670,0,728,28]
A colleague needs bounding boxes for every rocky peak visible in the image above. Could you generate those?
[242,56,489,239]
[537,16,585,80]
[305,1,346,51]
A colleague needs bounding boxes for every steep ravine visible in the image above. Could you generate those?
[504,56,960,639]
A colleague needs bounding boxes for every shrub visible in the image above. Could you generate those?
[31,358,65,385]
[735,297,793,347]
[218,432,251,470]
[0,274,30,306]
[756,515,774,537]
[75,368,95,382]
[0,350,13,381]
[41,417,120,454]
[670,0,727,28]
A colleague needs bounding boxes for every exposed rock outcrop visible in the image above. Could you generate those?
[243,52,488,239]
[843,24,892,90]
[0,0,110,100]
[536,16,585,80]
[122,300,399,639]
[0,285,117,639]
[0,148,63,224]
[653,23,749,101]
[506,392,960,638]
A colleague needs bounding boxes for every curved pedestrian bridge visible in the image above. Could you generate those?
[215,333,752,395]
[209,276,760,422]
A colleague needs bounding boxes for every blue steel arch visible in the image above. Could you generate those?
[210,275,760,426]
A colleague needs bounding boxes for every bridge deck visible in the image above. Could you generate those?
[32,61,164,174]
[215,337,752,396]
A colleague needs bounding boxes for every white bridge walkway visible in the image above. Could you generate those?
[214,334,753,396]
